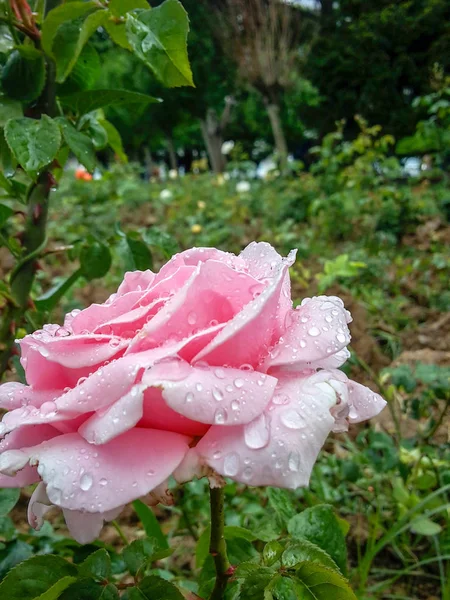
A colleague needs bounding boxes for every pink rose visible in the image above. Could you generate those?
[0,243,385,543]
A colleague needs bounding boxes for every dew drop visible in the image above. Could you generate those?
[336,333,347,344]
[272,393,289,405]
[187,311,197,325]
[244,413,270,449]
[215,368,226,379]
[223,452,240,476]
[308,327,320,337]
[99,478,108,486]
[40,401,57,416]
[80,473,93,491]
[185,392,194,403]
[195,382,203,392]
[234,378,244,389]
[281,409,306,430]
[231,399,240,411]
[288,452,301,472]
[213,388,224,401]
[214,407,228,424]
[299,339,307,348]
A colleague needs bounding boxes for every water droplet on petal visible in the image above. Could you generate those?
[80,473,93,491]
[99,478,108,486]
[336,333,347,344]
[281,409,306,430]
[223,452,240,476]
[215,368,226,379]
[244,413,270,449]
[288,452,301,472]
[214,407,228,424]
[308,327,320,337]
[187,311,197,325]
[185,392,194,403]
[234,378,244,389]
[40,401,57,416]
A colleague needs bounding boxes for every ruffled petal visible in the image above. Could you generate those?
[116,270,155,295]
[194,371,342,489]
[62,506,124,544]
[78,385,145,444]
[0,383,62,411]
[140,388,209,436]
[347,380,387,423]
[23,429,190,512]
[193,250,296,368]
[263,296,352,371]
[142,358,277,426]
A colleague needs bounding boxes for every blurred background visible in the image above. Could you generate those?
[1,1,449,598]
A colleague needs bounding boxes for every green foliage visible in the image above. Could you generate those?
[1,49,46,102]
[0,489,19,516]
[4,116,61,180]
[126,0,194,88]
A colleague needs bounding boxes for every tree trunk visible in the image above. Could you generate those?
[200,116,225,174]
[166,136,178,171]
[143,147,153,179]
[264,98,288,172]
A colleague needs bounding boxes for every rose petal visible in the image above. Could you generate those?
[140,388,209,436]
[193,250,296,367]
[347,380,387,423]
[142,358,277,426]
[0,383,62,411]
[20,429,189,513]
[62,506,124,544]
[0,424,60,487]
[28,482,54,530]
[78,385,146,444]
[128,260,261,353]
[117,270,155,295]
[263,296,352,371]
[240,241,284,279]
[195,371,342,489]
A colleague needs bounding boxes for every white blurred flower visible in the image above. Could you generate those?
[160,189,173,201]
[221,140,235,155]
[236,181,251,194]
[168,169,178,179]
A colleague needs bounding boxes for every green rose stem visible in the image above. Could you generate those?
[208,486,231,600]
[0,0,58,378]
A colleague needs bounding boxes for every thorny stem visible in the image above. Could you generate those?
[208,486,231,600]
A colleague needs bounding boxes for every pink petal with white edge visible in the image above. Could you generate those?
[0,349,165,436]
[263,296,352,371]
[142,358,277,426]
[28,482,54,530]
[0,424,60,487]
[193,250,296,368]
[25,429,189,512]
[240,241,284,279]
[0,383,62,411]
[347,379,386,423]
[194,371,346,489]
[78,385,145,444]
[116,270,155,295]
[128,260,262,354]
[62,506,124,544]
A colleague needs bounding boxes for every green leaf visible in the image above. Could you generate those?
[109,0,149,16]
[59,579,119,600]
[263,540,284,567]
[141,228,179,258]
[132,575,184,599]
[56,117,96,172]
[410,517,443,536]
[0,204,14,227]
[0,555,78,600]
[0,98,22,127]
[0,540,34,580]
[34,270,81,312]
[288,505,347,575]
[282,539,339,572]
[37,576,78,600]
[293,562,357,599]
[240,567,275,600]
[224,525,257,542]
[0,488,20,516]
[123,538,172,575]
[98,119,127,162]
[195,525,211,569]
[270,575,299,600]
[132,500,168,549]
[1,49,46,102]
[60,89,160,115]
[267,488,296,527]
[79,548,111,581]
[53,10,108,83]
[125,233,153,270]
[0,128,16,178]
[126,0,194,87]
[80,241,112,280]
[41,1,100,57]
[4,116,61,180]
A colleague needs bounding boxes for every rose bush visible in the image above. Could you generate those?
[0,242,385,543]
